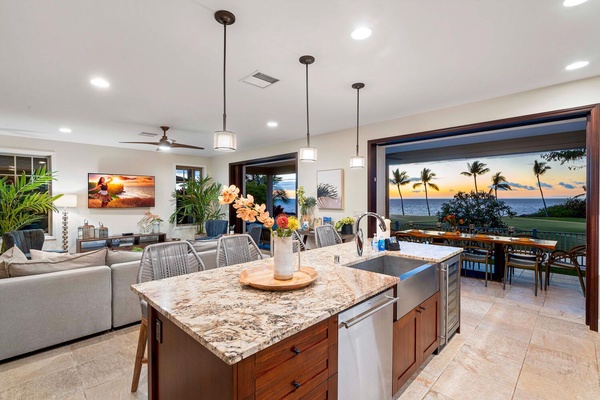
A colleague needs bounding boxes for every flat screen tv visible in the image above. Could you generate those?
[88,173,155,208]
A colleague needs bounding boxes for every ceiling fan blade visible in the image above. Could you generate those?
[171,143,205,150]
[119,141,161,145]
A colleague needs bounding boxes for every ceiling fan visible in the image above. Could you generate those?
[120,126,204,151]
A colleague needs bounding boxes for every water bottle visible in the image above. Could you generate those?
[372,237,379,252]
[378,236,386,252]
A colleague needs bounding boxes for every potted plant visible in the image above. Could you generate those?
[170,176,225,235]
[335,217,355,235]
[297,186,317,228]
[0,166,63,252]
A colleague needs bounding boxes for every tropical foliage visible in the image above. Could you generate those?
[489,171,512,199]
[529,197,586,218]
[0,166,62,249]
[461,161,490,193]
[541,148,586,170]
[317,183,339,207]
[533,160,551,217]
[412,168,439,216]
[245,174,289,206]
[170,175,225,234]
[439,191,515,228]
[296,186,317,215]
[389,169,410,215]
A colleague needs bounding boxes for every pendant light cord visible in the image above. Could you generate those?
[356,86,360,156]
[305,63,310,147]
[222,23,227,132]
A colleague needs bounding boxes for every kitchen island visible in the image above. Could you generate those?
[132,241,461,399]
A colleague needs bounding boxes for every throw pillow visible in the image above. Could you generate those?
[0,246,28,279]
[106,250,143,266]
[7,248,108,277]
[191,239,219,253]
[29,249,70,261]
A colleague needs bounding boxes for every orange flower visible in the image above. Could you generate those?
[236,207,257,222]
[459,219,464,225]
[262,217,275,229]
[257,210,271,224]
[219,185,239,204]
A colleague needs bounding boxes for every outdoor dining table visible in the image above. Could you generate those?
[397,229,558,281]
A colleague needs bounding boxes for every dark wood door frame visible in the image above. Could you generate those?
[228,152,298,233]
[367,104,600,331]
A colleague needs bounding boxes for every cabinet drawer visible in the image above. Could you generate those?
[256,350,329,400]
[255,319,330,376]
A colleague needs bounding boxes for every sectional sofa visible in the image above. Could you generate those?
[0,240,219,361]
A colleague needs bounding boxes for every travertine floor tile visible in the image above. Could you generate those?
[431,344,522,400]
[530,326,597,362]
[466,329,529,362]
[0,352,75,392]
[0,366,85,400]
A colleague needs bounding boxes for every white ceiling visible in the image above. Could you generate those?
[0,0,598,156]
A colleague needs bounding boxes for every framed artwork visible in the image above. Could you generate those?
[317,169,344,210]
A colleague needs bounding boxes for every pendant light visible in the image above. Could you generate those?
[350,82,365,168]
[214,10,236,152]
[299,55,317,162]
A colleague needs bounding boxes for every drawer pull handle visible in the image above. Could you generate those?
[293,380,301,389]
[420,306,426,311]
[292,346,301,355]
[416,309,422,313]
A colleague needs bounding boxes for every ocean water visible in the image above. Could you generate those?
[274,199,297,214]
[389,198,568,217]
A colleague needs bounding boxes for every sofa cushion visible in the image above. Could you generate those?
[106,250,143,266]
[0,246,28,279]
[8,248,108,277]
[191,239,218,253]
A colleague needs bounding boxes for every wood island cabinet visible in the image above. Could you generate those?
[148,307,338,400]
[392,292,440,393]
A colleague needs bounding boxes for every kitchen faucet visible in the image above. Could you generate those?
[355,212,387,256]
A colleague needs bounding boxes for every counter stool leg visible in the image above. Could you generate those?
[131,317,148,392]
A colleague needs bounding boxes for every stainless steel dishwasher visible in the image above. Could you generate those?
[338,288,398,400]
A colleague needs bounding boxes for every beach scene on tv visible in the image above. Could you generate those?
[88,174,155,208]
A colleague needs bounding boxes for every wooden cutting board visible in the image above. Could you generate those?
[239,266,318,291]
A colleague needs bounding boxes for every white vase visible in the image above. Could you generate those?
[273,236,294,280]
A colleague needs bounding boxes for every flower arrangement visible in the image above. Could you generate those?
[442,214,464,233]
[219,185,299,237]
[335,217,355,231]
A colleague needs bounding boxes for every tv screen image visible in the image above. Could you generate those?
[88,173,155,208]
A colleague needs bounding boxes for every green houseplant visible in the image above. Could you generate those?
[335,217,355,234]
[170,175,225,235]
[0,166,63,251]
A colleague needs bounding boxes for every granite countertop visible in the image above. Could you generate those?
[131,241,461,365]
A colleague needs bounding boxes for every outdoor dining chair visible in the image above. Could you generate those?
[503,242,545,296]
[545,244,586,296]
[132,241,205,392]
[460,242,493,287]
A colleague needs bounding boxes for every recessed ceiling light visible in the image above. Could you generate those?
[59,127,72,133]
[565,61,589,70]
[351,27,372,40]
[90,77,110,88]
[563,0,588,7]
[267,121,278,127]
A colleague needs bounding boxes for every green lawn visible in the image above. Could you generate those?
[390,214,586,234]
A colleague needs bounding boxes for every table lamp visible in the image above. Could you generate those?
[54,194,78,252]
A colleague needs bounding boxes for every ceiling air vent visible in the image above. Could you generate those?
[240,71,280,88]
[138,131,158,137]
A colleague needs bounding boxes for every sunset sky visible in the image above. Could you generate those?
[388,153,585,199]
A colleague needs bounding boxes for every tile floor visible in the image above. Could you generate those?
[0,271,597,399]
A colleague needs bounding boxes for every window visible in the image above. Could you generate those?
[174,165,204,225]
[0,153,53,233]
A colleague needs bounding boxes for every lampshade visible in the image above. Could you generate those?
[214,130,237,152]
[299,146,317,162]
[214,11,237,152]
[54,194,78,208]
[350,155,365,169]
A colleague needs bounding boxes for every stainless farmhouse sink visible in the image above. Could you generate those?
[346,256,440,319]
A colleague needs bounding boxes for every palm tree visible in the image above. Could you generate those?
[412,168,440,216]
[461,161,490,193]
[533,160,551,217]
[389,169,410,215]
[489,172,512,198]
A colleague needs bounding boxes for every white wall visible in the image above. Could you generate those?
[0,137,212,251]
